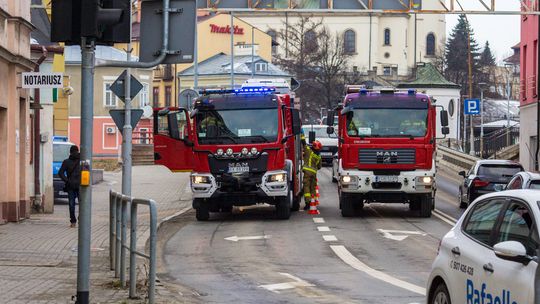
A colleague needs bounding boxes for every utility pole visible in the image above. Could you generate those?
[230,12,234,88]
[480,88,484,158]
[506,75,511,146]
[77,36,95,304]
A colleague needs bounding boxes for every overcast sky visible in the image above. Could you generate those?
[445,1,521,63]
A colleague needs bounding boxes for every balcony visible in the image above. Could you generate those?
[154,64,174,81]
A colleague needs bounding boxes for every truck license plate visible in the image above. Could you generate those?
[228,164,249,173]
[320,152,332,157]
[59,191,68,196]
[375,176,399,183]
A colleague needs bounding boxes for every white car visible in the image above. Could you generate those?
[506,172,540,190]
[427,190,539,304]
[301,125,338,165]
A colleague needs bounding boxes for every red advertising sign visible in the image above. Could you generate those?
[210,24,245,35]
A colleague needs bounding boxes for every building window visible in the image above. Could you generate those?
[344,30,356,54]
[384,28,391,46]
[104,82,118,107]
[267,30,277,55]
[383,66,392,76]
[255,62,268,73]
[426,33,436,56]
[165,86,172,107]
[139,83,149,108]
[304,30,317,53]
[153,87,159,107]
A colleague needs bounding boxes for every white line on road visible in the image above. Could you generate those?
[377,229,427,241]
[323,235,338,242]
[433,209,457,226]
[259,272,315,293]
[313,218,325,223]
[224,235,271,242]
[330,245,426,296]
[317,226,331,232]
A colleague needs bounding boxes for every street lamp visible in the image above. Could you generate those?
[478,82,488,158]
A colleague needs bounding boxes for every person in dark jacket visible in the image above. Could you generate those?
[58,145,81,227]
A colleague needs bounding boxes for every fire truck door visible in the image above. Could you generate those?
[153,108,194,172]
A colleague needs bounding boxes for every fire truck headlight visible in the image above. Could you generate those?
[415,176,434,186]
[251,147,258,155]
[226,148,234,156]
[216,149,224,156]
[269,173,286,183]
[192,175,210,184]
[341,175,357,184]
[241,147,249,155]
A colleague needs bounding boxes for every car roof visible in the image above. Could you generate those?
[517,171,540,180]
[473,189,540,205]
[475,159,522,166]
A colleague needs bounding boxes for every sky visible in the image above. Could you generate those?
[445,0,521,63]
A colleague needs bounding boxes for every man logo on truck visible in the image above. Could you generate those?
[376,151,398,164]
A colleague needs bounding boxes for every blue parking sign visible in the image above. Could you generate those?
[464,99,480,115]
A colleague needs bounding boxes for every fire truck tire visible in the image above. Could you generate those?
[221,205,233,213]
[195,199,210,221]
[276,190,292,219]
[419,194,433,218]
[409,198,421,211]
[340,194,355,217]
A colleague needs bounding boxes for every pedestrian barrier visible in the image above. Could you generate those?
[436,145,480,173]
[109,190,157,303]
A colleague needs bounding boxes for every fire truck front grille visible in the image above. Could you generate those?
[215,173,265,193]
[359,149,415,165]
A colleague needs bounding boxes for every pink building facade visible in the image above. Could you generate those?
[520,2,540,171]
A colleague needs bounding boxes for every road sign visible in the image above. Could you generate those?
[140,0,196,64]
[21,72,63,88]
[464,99,480,115]
[109,70,143,103]
[109,109,144,134]
[179,89,199,109]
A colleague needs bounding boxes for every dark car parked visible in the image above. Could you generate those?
[458,160,524,208]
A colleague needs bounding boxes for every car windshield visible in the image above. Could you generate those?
[529,180,540,190]
[53,144,72,162]
[196,108,279,144]
[302,127,337,138]
[477,165,523,178]
[346,108,428,137]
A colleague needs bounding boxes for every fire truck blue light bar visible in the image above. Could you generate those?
[200,87,276,95]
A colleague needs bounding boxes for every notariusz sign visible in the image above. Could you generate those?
[22,72,63,89]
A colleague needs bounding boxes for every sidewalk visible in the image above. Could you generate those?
[0,165,192,304]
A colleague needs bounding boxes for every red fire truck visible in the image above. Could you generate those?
[328,87,449,218]
[153,86,304,221]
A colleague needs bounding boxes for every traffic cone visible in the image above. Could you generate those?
[308,198,320,215]
[315,185,320,205]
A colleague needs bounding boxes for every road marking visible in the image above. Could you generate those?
[330,245,426,295]
[377,229,427,241]
[322,235,338,242]
[224,235,271,242]
[313,218,325,223]
[259,272,314,293]
[433,209,457,226]
[317,226,331,232]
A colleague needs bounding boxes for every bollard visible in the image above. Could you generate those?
[109,190,116,270]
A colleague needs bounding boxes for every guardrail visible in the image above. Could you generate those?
[109,190,157,303]
[437,145,480,173]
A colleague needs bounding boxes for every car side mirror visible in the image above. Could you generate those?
[494,241,533,265]
[326,111,335,126]
[168,113,180,140]
[440,110,449,127]
[327,126,335,135]
[458,171,466,177]
[441,126,450,135]
[308,131,316,144]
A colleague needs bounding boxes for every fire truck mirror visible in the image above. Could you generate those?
[441,126,450,135]
[326,126,335,135]
[326,111,335,126]
[207,125,218,138]
[167,113,181,140]
[309,131,316,144]
[291,109,302,135]
[440,110,449,127]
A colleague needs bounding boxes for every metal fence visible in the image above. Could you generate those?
[472,127,519,159]
[109,190,157,303]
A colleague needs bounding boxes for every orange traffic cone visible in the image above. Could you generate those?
[315,185,320,205]
[308,198,320,215]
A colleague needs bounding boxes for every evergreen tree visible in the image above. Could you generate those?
[479,41,496,67]
[444,14,481,97]
[478,41,500,98]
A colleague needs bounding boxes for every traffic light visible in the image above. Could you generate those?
[51,0,130,45]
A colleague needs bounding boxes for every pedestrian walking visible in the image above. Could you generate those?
[302,140,322,210]
[58,145,81,227]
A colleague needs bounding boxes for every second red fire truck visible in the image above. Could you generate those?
[153,84,303,221]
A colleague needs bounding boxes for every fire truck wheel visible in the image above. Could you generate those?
[409,198,421,211]
[276,192,292,220]
[419,194,433,218]
[195,199,210,221]
[221,205,233,213]
[291,183,300,211]
[340,194,355,217]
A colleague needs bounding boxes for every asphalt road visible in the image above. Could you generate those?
[160,167,466,304]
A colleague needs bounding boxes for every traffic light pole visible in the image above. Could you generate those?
[77,37,95,304]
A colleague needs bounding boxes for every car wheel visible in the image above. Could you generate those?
[419,194,433,218]
[431,282,451,304]
[340,194,355,217]
[195,199,210,221]
[458,189,468,209]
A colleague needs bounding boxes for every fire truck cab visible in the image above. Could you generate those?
[329,86,449,218]
[153,85,304,221]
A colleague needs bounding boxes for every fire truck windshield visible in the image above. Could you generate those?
[196,108,279,144]
[346,108,428,137]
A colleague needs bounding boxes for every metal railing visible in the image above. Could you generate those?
[473,126,519,159]
[437,145,480,172]
[109,190,157,303]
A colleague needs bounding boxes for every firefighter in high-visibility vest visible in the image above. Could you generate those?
[302,140,322,210]
[400,113,426,136]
